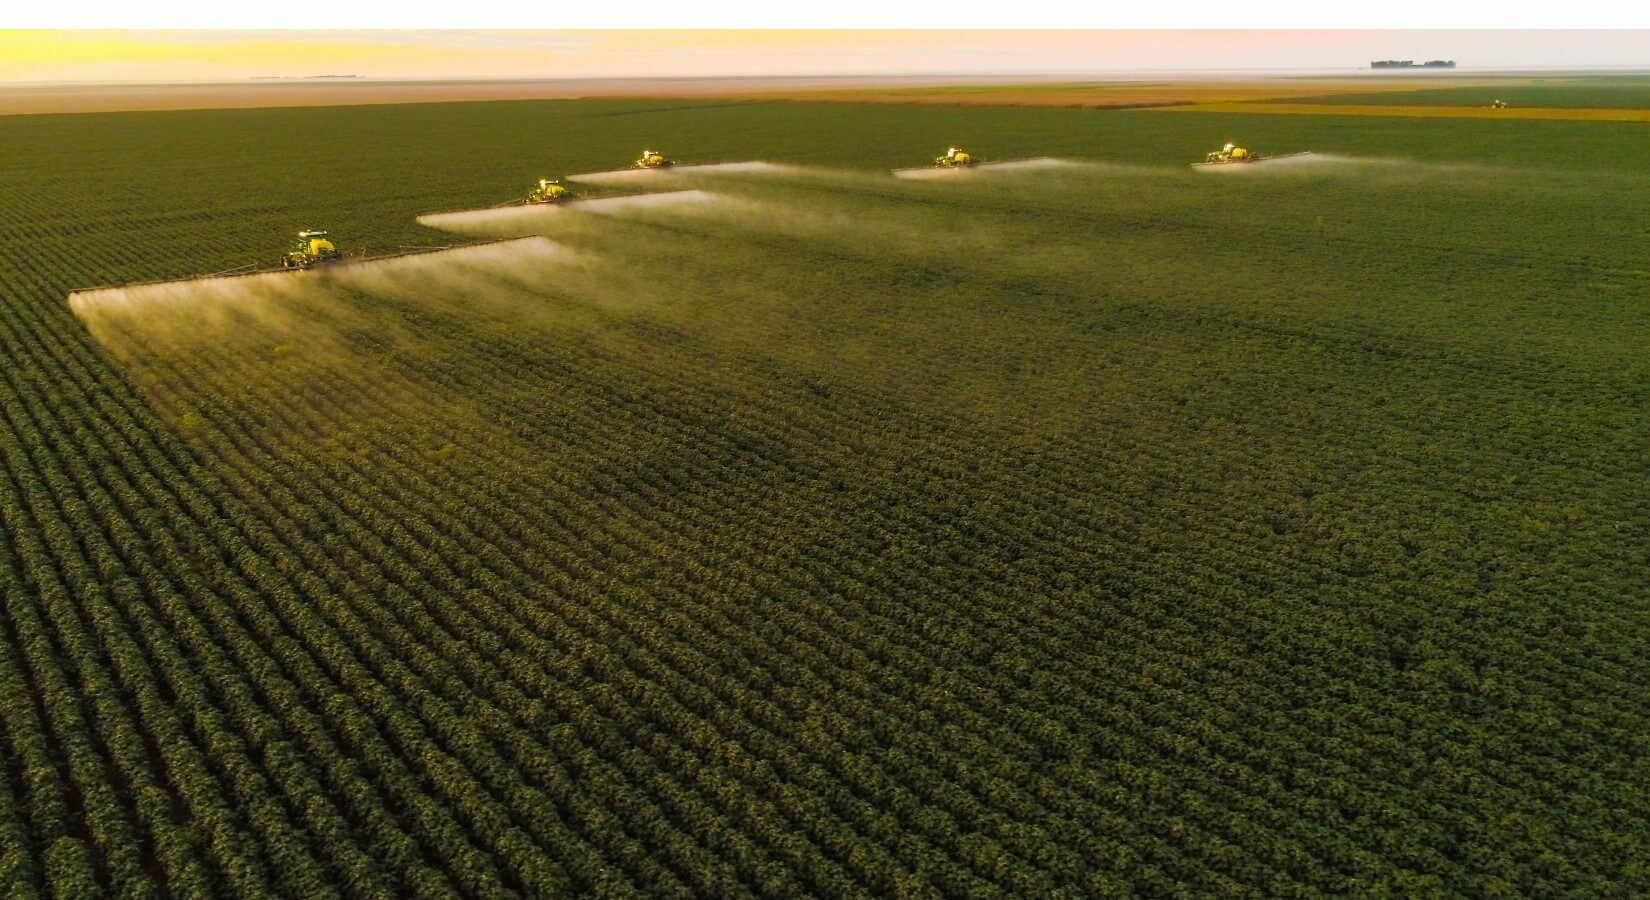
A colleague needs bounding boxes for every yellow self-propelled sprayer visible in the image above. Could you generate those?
[1191,141,1314,169]
[279,229,346,270]
[1204,142,1253,164]
[634,149,674,169]
[523,179,573,204]
[66,226,537,300]
[891,146,1055,178]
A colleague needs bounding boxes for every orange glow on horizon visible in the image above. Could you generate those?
[3,30,1648,84]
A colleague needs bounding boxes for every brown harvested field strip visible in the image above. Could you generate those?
[0,75,1528,116]
[1160,101,1650,122]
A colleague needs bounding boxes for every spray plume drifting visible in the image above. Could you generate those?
[69,237,570,358]
[416,190,721,236]
[891,157,1071,179]
[69,237,565,317]
[566,161,789,185]
[1191,152,1333,173]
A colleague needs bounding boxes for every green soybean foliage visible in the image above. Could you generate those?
[1286,74,1650,109]
[1,96,1648,898]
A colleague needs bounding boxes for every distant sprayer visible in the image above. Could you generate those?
[634,149,675,169]
[523,179,573,204]
[1190,142,1314,169]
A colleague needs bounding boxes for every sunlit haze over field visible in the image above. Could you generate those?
[4,29,1650,83]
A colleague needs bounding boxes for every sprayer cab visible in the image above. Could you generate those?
[280,229,344,270]
[935,147,975,168]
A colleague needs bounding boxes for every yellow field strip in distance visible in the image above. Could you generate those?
[1157,102,1650,122]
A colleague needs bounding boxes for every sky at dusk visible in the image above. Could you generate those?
[3,30,1648,84]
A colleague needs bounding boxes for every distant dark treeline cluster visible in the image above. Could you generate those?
[1371,60,1457,68]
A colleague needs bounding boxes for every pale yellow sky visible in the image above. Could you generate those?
[4,30,1648,83]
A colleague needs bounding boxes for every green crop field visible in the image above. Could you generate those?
[1284,74,1650,108]
[1,96,1648,898]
